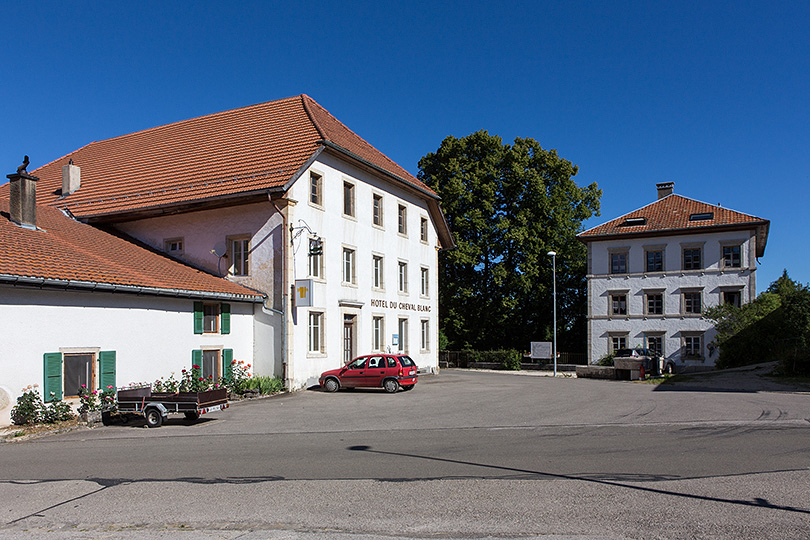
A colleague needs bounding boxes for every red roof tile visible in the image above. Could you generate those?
[0,199,263,301]
[578,194,770,256]
[20,95,437,220]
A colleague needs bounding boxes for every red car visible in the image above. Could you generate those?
[319,354,418,393]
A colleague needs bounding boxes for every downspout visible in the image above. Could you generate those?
[270,197,293,389]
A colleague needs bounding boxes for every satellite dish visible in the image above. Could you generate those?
[213,242,227,257]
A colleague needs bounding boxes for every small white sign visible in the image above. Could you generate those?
[392,334,399,346]
[294,279,313,307]
[531,341,553,359]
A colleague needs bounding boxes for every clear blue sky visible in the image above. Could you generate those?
[2,1,807,289]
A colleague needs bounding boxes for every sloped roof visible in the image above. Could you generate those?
[578,194,769,257]
[0,199,264,301]
[22,95,438,222]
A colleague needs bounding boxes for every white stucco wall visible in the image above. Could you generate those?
[586,229,759,369]
[286,153,440,388]
[0,287,257,412]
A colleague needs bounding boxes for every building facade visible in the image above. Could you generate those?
[577,183,769,372]
[15,95,454,390]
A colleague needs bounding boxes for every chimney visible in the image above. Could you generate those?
[656,182,674,199]
[62,159,80,195]
[7,157,39,229]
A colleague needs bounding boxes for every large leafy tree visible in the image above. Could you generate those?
[418,130,601,351]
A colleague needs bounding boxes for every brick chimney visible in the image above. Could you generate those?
[656,182,674,199]
[7,167,39,229]
[62,159,80,195]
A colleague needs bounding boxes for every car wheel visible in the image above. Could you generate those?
[383,379,399,393]
[324,378,340,393]
[145,408,163,428]
[401,384,414,391]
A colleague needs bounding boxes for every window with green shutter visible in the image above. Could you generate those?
[193,302,204,334]
[223,349,233,381]
[43,353,62,402]
[98,351,116,390]
[221,303,230,334]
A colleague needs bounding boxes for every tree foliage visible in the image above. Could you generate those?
[705,270,810,374]
[418,130,601,351]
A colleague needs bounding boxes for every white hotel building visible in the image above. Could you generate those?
[577,182,769,372]
[3,95,454,397]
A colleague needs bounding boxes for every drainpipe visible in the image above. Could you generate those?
[270,196,295,390]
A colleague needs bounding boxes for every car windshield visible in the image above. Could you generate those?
[398,356,415,367]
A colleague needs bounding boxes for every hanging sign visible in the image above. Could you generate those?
[294,279,313,307]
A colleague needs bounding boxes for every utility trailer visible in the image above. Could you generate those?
[117,387,229,427]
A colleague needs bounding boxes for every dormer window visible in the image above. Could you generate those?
[689,212,714,221]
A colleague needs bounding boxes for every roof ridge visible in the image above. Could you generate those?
[301,94,327,140]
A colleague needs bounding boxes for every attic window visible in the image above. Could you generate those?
[689,212,714,221]
[621,217,647,226]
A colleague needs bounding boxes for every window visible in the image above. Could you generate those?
[646,292,663,315]
[689,212,713,221]
[373,194,383,227]
[610,293,627,316]
[683,248,702,270]
[308,238,323,278]
[193,349,232,385]
[342,248,356,284]
[722,245,742,268]
[164,238,184,254]
[398,318,409,352]
[398,261,408,293]
[421,319,430,351]
[610,334,628,353]
[398,204,407,235]
[310,172,322,206]
[229,237,250,276]
[202,350,220,383]
[194,302,231,335]
[682,291,702,314]
[610,252,627,274]
[64,353,94,398]
[308,312,324,353]
[372,255,384,289]
[723,290,742,308]
[372,316,384,351]
[683,333,703,359]
[645,334,664,358]
[43,350,116,402]
[343,181,355,217]
[646,250,663,272]
[420,267,429,296]
[420,217,428,242]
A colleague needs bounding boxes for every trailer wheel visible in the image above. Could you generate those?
[145,407,163,428]
[184,411,200,421]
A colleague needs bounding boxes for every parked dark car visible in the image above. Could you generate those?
[319,354,418,393]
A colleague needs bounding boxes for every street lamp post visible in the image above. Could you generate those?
[547,251,557,377]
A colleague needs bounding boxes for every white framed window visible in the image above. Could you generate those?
[308,311,324,353]
[420,217,428,243]
[398,261,408,293]
[420,267,429,297]
[609,293,627,316]
[343,181,355,217]
[228,236,250,276]
[372,255,384,289]
[373,194,383,227]
[342,247,356,284]
[164,237,184,254]
[372,316,384,351]
[308,237,323,278]
[203,303,220,333]
[398,317,409,352]
[398,204,407,235]
[420,319,430,351]
[310,171,323,206]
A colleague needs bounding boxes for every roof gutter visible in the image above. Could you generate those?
[0,274,265,303]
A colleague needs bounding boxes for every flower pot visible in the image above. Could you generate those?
[81,410,102,424]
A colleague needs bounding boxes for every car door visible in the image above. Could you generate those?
[341,356,368,388]
[364,356,387,387]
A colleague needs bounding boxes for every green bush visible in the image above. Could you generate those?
[11,388,44,425]
[247,376,285,395]
[597,353,615,367]
[42,397,74,423]
[463,349,522,370]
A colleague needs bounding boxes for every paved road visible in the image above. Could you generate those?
[1,369,809,539]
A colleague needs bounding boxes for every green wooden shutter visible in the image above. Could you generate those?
[220,303,231,334]
[43,353,62,402]
[193,302,204,334]
[98,351,116,390]
[192,349,203,369]
[223,349,233,381]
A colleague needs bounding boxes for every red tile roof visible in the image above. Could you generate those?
[0,199,263,301]
[578,194,770,256]
[19,95,437,221]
